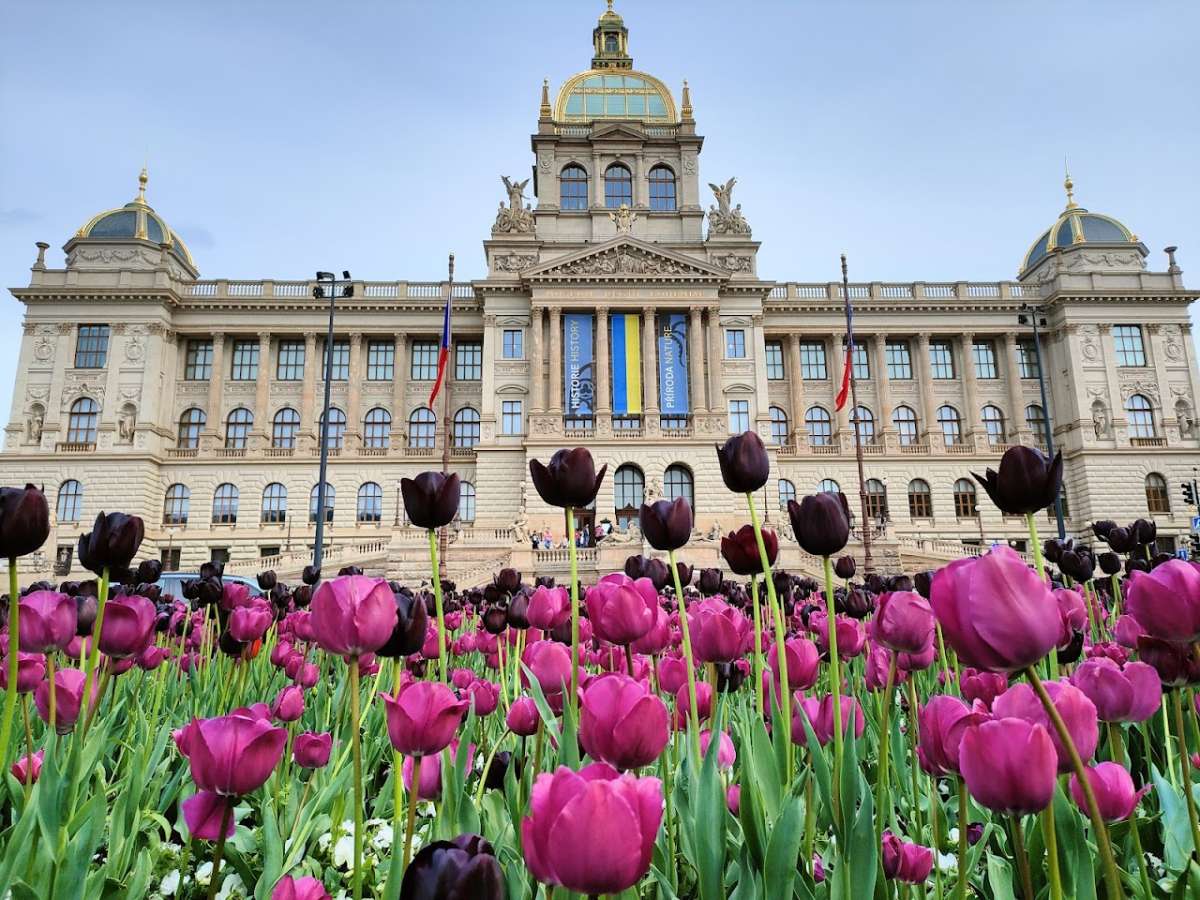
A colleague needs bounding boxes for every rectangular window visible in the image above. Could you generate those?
[799,341,827,380]
[502,329,524,360]
[230,341,259,381]
[277,340,305,380]
[455,341,483,380]
[1113,325,1146,367]
[322,340,350,380]
[929,340,955,379]
[367,341,394,380]
[74,325,110,369]
[852,343,870,380]
[765,341,785,380]
[725,329,746,359]
[972,340,998,379]
[210,547,230,566]
[1017,339,1040,379]
[501,400,523,435]
[885,340,912,379]
[411,341,439,380]
[159,547,181,571]
[184,340,213,380]
[260,546,281,559]
[728,399,750,433]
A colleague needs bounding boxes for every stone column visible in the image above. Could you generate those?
[916,334,937,443]
[829,334,849,435]
[633,152,645,208]
[688,306,705,414]
[391,336,408,446]
[959,332,980,438]
[595,306,610,422]
[300,331,318,443]
[787,335,805,441]
[1099,325,1123,436]
[872,333,892,436]
[1147,324,1174,432]
[591,152,603,207]
[346,332,363,446]
[529,306,544,412]
[706,306,722,414]
[254,332,272,440]
[548,306,563,413]
[642,307,659,422]
[205,332,226,438]
[751,315,769,427]
[42,324,75,440]
[1003,332,1027,441]
[481,315,498,426]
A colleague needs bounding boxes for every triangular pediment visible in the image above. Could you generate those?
[590,122,653,142]
[523,237,728,282]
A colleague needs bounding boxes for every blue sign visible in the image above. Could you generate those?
[1178,549,1191,561]
[657,313,690,415]
[563,313,595,417]
[1191,515,1200,532]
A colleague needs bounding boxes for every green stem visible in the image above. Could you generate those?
[875,654,897,846]
[955,778,969,900]
[20,695,34,797]
[402,752,420,869]
[667,549,702,764]
[1172,689,1200,862]
[1025,514,1058,676]
[349,657,364,900]
[1110,573,1124,618]
[905,677,923,843]
[474,730,509,810]
[822,555,844,830]
[1108,722,1125,767]
[1164,696,1179,789]
[1010,815,1034,900]
[929,775,944,900]
[1128,795,1154,900]
[750,574,764,719]
[427,530,447,683]
[46,652,56,734]
[81,565,110,731]
[747,492,791,778]
[206,801,234,900]
[0,558,19,767]
[1042,787,1062,900]
[566,507,580,704]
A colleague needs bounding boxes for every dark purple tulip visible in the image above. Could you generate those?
[399,833,506,900]
[506,592,531,630]
[77,512,145,576]
[135,559,163,584]
[836,587,875,619]
[1059,547,1096,582]
[1098,552,1122,576]
[376,591,430,658]
[529,448,606,509]
[401,471,461,530]
[494,568,522,595]
[257,570,278,591]
[1092,520,1118,542]
[721,524,777,576]
[833,556,856,579]
[971,446,1063,515]
[0,484,50,560]
[301,566,321,586]
[1106,527,1136,554]
[788,492,851,557]
[715,431,770,494]
[640,498,693,552]
[674,561,693,590]
[697,568,723,596]
[1132,518,1157,546]
[912,571,933,599]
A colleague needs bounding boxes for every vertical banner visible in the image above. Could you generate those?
[609,313,642,415]
[564,312,595,417]
[658,313,690,415]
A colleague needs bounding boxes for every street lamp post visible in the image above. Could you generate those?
[313,270,354,571]
[1019,303,1066,540]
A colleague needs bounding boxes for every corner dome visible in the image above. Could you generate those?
[555,69,676,123]
[74,169,196,269]
[1021,175,1138,274]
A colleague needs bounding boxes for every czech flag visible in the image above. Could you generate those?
[834,340,853,411]
[428,293,451,408]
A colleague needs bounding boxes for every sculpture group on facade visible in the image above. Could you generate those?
[494,176,536,234]
[707,176,752,236]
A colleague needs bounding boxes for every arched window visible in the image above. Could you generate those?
[357,482,383,523]
[261,483,287,524]
[648,165,676,211]
[1025,404,1048,447]
[272,407,301,449]
[953,478,978,518]
[805,406,833,447]
[363,408,391,449]
[321,407,347,450]
[1127,394,1156,439]
[604,163,633,208]
[908,479,933,518]
[981,405,1006,446]
[852,406,875,444]
[177,408,206,449]
[560,164,588,210]
[56,480,83,523]
[937,405,962,446]
[613,464,645,528]
[453,406,481,448]
[769,406,789,446]
[1145,473,1170,514]
[212,483,239,524]
[67,398,99,445]
[818,478,841,495]
[665,464,694,510]
[459,481,477,523]
[778,478,797,511]
[865,478,888,520]
[309,483,335,523]
[892,406,918,446]
[225,408,253,450]
[163,484,190,525]
[409,407,436,449]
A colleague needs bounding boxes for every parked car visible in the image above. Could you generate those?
[157,572,263,602]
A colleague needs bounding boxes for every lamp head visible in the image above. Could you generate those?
[342,270,351,280]
[316,271,334,281]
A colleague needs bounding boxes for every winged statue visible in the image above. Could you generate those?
[708,177,736,215]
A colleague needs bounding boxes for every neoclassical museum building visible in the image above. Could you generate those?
[3,4,1198,584]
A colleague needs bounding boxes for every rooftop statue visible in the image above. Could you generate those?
[707,177,751,236]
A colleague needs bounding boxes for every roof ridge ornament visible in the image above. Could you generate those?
[681,79,694,122]
[133,166,149,207]
[1063,161,1078,211]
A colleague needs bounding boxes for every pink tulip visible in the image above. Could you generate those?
[960,717,1057,814]
[808,611,866,660]
[271,685,305,723]
[527,585,571,630]
[522,763,663,896]
[580,673,669,771]
[270,641,293,667]
[34,666,99,733]
[522,639,573,696]
[451,668,475,690]
[1125,559,1200,642]
[1113,615,1146,649]
[17,590,77,653]
[98,594,156,658]
[882,831,933,884]
[310,575,397,657]
[10,749,43,784]
[864,645,908,692]
[381,679,468,756]
[402,741,474,800]
[630,606,671,655]
[656,655,688,695]
[897,643,937,672]
[930,546,1060,672]
[221,581,252,611]
[726,783,741,814]
[506,696,541,736]
[467,680,500,717]
[295,662,319,688]
[674,681,713,725]
[182,789,236,840]
[0,652,45,693]
[793,693,864,745]
[229,600,273,643]
[993,680,1098,773]
[1054,588,1088,646]
[700,729,736,770]
[1069,762,1149,822]
[768,637,820,690]
[293,731,332,769]
[917,695,988,776]
[271,875,331,900]
[689,598,752,664]
[585,574,659,645]
[871,591,935,655]
[959,668,1008,709]
[136,645,167,670]
[1070,657,1161,723]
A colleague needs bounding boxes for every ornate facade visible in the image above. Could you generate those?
[3,5,1198,584]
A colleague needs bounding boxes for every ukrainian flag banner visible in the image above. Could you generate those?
[609,313,642,415]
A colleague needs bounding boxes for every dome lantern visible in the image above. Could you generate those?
[1019,173,1145,278]
[592,1,632,70]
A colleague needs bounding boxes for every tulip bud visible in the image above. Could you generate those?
[715,431,770,494]
[833,556,856,579]
[529,448,606,509]
[301,565,321,586]
[696,567,722,596]
[639,498,693,552]
[0,485,50,560]
[972,446,1063,516]
[788,492,851,557]
[257,570,278,591]
[1069,762,1148,822]
[721,524,776,576]
[1097,552,1122,576]
[882,831,934,884]
[135,559,163,584]
[400,833,506,900]
[506,696,541,736]
[76,512,144,576]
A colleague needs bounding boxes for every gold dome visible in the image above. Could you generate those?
[74,168,196,268]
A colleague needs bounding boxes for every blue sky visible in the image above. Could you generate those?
[1,0,1197,424]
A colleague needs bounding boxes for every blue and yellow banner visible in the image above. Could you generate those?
[658,313,689,415]
[564,313,595,417]
[609,313,642,415]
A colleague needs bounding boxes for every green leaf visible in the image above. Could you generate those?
[737,759,767,871]
[797,708,832,833]
[744,713,781,822]
[764,794,804,899]
[1051,783,1097,900]
[848,783,878,900]
[1153,763,1193,872]
[986,852,1017,900]
[693,727,729,900]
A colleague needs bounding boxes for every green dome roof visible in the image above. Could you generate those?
[1021,176,1137,274]
[75,169,195,268]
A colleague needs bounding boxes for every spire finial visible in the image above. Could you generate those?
[1063,160,1077,210]
[681,79,694,121]
[607,0,614,10]
[539,77,552,118]
[135,166,149,205]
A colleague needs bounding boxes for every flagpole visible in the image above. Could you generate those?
[841,253,875,575]
[438,253,454,581]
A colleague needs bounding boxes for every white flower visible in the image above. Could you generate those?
[317,832,333,853]
[937,852,957,873]
[195,862,213,886]
[370,824,394,851]
[947,827,959,843]
[159,870,181,896]
[333,833,356,869]
[214,872,246,900]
